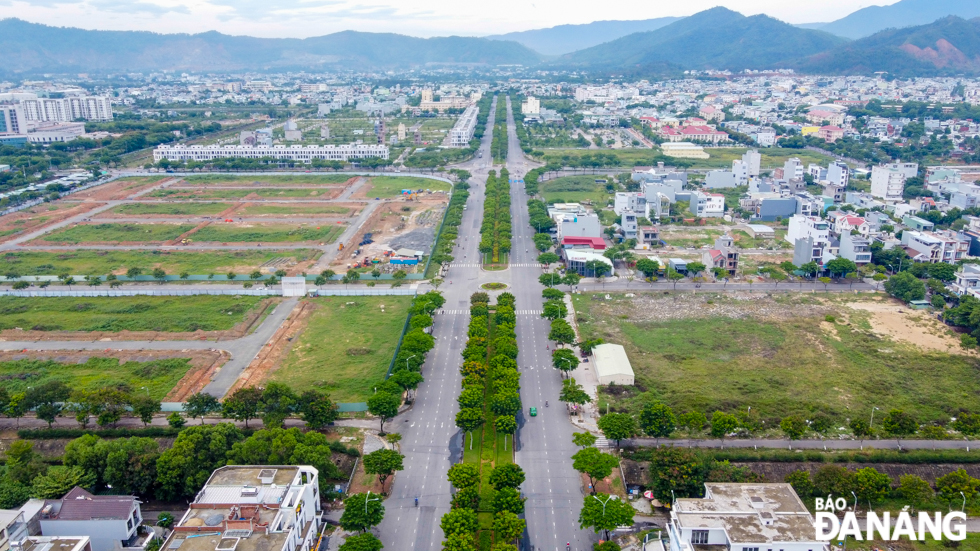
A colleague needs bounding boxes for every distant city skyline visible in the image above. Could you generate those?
[0,0,899,39]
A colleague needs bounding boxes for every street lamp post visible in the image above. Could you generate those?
[365,491,380,513]
[870,406,880,429]
[406,354,417,372]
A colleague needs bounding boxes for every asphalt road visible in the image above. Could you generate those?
[502,96,593,551]
[375,96,500,550]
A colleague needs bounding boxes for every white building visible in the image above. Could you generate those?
[162,466,320,551]
[36,487,146,551]
[826,161,849,187]
[785,214,830,246]
[0,104,26,135]
[556,213,602,240]
[20,95,112,122]
[592,343,634,385]
[449,104,479,148]
[154,143,389,164]
[871,162,918,202]
[27,122,86,143]
[521,96,540,115]
[691,191,725,218]
[668,483,827,551]
[614,192,642,216]
[741,149,761,177]
[783,158,804,180]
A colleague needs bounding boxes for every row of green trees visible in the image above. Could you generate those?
[490,95,509,162]
[428,175,470,270]
[566,432,634,544]
[480,169,513,264]
[0,424,363,509]
[445,292,523,551]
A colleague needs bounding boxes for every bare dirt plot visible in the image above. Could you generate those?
[70,177,172,201]
[226,300,315,394]
[331,196,447,271]
[0,202,104,243]
[233,202,359,218]
[845,298,972,355]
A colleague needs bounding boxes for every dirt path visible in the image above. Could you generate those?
[225,299,315,393]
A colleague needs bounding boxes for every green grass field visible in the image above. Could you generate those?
[235,204,352,216]
[191,224,344,243]
[574,293,980,425]
[147,188,333,199]
[272,296,412,403]
[40,223,195,244]
[110,202,232,216]
[179,174,352,185]
[539,148,664,167]
[366,176,451,198]
[0,357,194,399]
[0,295,266,332]
[539,175,613,206]
[1,250,319,276]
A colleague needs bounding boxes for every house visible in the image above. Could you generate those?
[161,466,321,551]
[564,249,614,276]
[667,483,827,551]
[902,215,935,232]
[36,488,147,551]
[950,264,980,297]
[903,230,969,263]
[702,234,739,275]
[660,125,729,144]
[698,105,724,122]
[744,224,775,239]
[817,125,844,143]
[668,258,688,273]
[871,163,918,202]
[10,537,91,551]
[829,213,870,236]
[556,214,601,241]
[838,232,872,266]
[690,191,724,218]
[592,344,634,385]
[786,215,830,246]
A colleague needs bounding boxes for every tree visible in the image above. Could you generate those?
[780,416,808,441]
[800,261,819,278]
[594,543,621,551]
[491,487,525,515]
[441,508,478,538]
[935,469,980,505]
[552,348,578,377]
[813,464,854,497]
[597,413,638,450]
[298,389,338,430]
[573,432,597,448]
[560,378,591,407]
[538,252,559,265]
[579,493,635,540]
[785,470,814,498]
[447,463,480,490]
[817,276,831,290]
[882,409,917,445]
[5,440,46,485]
[678,412,708,435]
[572,447,619,495]
[490,391,521,418]
[542,300,568,320]
[686,261,706,278]
[130,394,161,426]
[584,260,610,278]
[953,413,980,437]
[578,338,604,356]
[456,408,484,450]
[31,465,96,499]
[443,534,477,551]
[562,272,581,290]
[639,402,676,444]
[710,411,739,443]
[489,464,525,490]
[850,418,872,442]
[155,424,244,500]
[363,449,404,491]
[168,412,186,428]
[152,268,167,283]
[493,511,525,542]
[392,270,407,286]
[666,267,685,289]
[898,474,934,507]
[884,271,926,302]
[549,319,576,347]
[635,258,660,278]
[826,258,858,279]
[24,381,70,428]
[222,386,262,428]
[853,467,891,505]
[339,534,384,551]
[340,492,385,533]
[259,383,297,429]
[184,392,221,424]
[539,272,559,288]
[368,392,401,435]
[495,415,517,451]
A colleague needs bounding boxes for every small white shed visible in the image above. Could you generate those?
[281,277,307,297]
[593,344,635,386]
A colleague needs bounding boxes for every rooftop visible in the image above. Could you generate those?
[592,344,634,379]
[15,537,90,551]
[41,487,136,522]
[207,467,297,488]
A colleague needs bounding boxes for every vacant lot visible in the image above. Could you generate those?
[539,175,613,206]
[39,223,194,244]
[0,295,266,332]
[110,202,232,216]
[270,296,412,403]
[191,223,344,243]
[235,204,353,216]
[147,188,335,200]
[180,174,353,185]
[573,292,980,425]
[0,250,320,276]
[366,176,450,198]
[0,356,195,399]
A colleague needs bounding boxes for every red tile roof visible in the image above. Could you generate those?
[562,237,606,249]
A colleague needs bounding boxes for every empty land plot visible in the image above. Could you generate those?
[660,227,725,248]
[180,174,353,185]
[70,176,170,200]
[235,204,353,216]
[1,250,320,275]
[38,223,195,244]
[270,296,412,403]
[573,292,980,425]
[147,188,335,200]
[0,202,103,240]
[539,175,613,205]
[365,176,450,198]
[109,202,233,216]
[191,223,344,243]
[0,295,266,332]
[0,356,195,399]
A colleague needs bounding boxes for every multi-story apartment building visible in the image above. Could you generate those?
[902,230,969,263]
[871,162,918,202]
[449,104,479,148]
[19,96,113,122]
[0,105,26,135]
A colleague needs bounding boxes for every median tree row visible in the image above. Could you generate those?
[480,169,513,265]
[444,292,525,551]
[428,172,471,273]
[490,95,509,162]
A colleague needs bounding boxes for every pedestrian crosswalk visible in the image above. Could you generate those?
[594,437,611,448]
[446,263,543,269]
[440,309,542,315]
[516,309,542,315]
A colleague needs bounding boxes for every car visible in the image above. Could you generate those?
[529,407,537,417]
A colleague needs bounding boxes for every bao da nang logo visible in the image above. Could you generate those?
[814,497,966,541]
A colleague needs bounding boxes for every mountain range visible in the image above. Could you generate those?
[808,0,980,40]
[486,17,681,56]
[0,18,542,74]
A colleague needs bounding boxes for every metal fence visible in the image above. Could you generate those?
[311,288,416,297]
[0,288,416,298]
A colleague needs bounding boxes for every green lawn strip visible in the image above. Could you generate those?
[148,188,334,199]
[180,174,352,185]
[0,295,265,332]
[574,294,980,426]
[366,176,450,198]
[539,175,613,206]
[236,204,352,216]
[190,224,344,243]
[110,202,232,216]
[0,357,193,399]
[1,250,318,276]
[270,296,412,403]
[40,223,195,244]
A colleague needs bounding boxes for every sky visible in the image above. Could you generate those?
[0,0,901,38]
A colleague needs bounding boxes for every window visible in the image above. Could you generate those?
[741,548,759,551]
[692,531,709,545]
